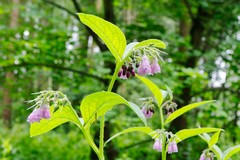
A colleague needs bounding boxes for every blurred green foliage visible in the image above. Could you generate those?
[0,0,239,159]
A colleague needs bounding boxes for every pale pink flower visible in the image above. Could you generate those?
[27,104,51,123]
[142,106,154,118]
[150,59,161,74]
[153,139,162,152]
[138,55,151,75]
[168,141,178,154]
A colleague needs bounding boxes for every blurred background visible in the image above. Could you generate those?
[0,0,239,159]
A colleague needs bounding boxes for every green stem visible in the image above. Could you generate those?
[99,62,122,160]
[65,98,101,159]
[83,129,101,159]
[159,104,166,160]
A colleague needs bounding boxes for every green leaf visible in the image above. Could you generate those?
[80,91,147,129]
[136,75,164,106]
[174,128,222,143]
[78,13,126,61]
[223,145,240,160]
[104,127,153,146]
[165,85,173,100]
[209,130,222,149]
[134,39,166,49]
[128,102,147,126]
[200,133,223,159]
[122,42,138,60]
[165,100,215,125]
[30,105,81,137]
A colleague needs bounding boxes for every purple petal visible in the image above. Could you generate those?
[27,109,41,123]
[153,140,162,152]
[138,55,152,75]
[142,106,153,118]
[150,59,161,74]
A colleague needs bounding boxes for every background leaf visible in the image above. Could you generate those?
[78,13,126,61]
[30,105,81,137]
[165,100,215,125]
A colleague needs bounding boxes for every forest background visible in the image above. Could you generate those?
[0,0,239,159]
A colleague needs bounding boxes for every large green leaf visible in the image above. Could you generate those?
[165,100,215,125]
[174,128,222,143]
[136,75,164,106]
[104,127,154,146]
[223,145,240,160]
[30,105,81,137]
[134,39,166,49]
[80,91,147,129]
[78,13,126,61]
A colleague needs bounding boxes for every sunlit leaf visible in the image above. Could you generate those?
[30,105,81,137]
[223,145,240,160]
[104,127,153,146]
[200,133,223,160]
[122,42,139,60]
[134,39,166,49]
[80,91,147,129]
[136,75,164,106]
[78,13,126,61]
[174,128,222,143]
[165,100,215,125]
[209,130,222,149]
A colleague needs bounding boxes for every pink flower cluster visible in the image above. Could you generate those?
[138,55,161,76]
[153,139,178,154]
[118,55,161,79]
[27,104,51,123]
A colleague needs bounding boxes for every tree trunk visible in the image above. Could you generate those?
[2,0,20,128]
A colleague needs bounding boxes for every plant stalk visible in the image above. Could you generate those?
[99,62,122,160]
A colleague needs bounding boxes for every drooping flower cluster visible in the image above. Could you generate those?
[199,150,214,160]
[27,91,69,123]
[153,139,162,152]
[140,97,155,119]
[162,100,177,117]
[118,45,165,79]
[167,141,178,154]
[151,130,178,154]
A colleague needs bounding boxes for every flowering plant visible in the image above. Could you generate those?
[27,13,240,160]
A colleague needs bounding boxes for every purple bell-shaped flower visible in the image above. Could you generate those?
[138,55,152,75]
[168,141,178,154]
[153,139,162,152]
[150,59,161,74]
[142,106,154,118]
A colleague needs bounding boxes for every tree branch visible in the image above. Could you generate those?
[42,0,79,20]
[70,0,107,51]
[42,0,107,51]
[182,0,194,20]
[1,62,107,82]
